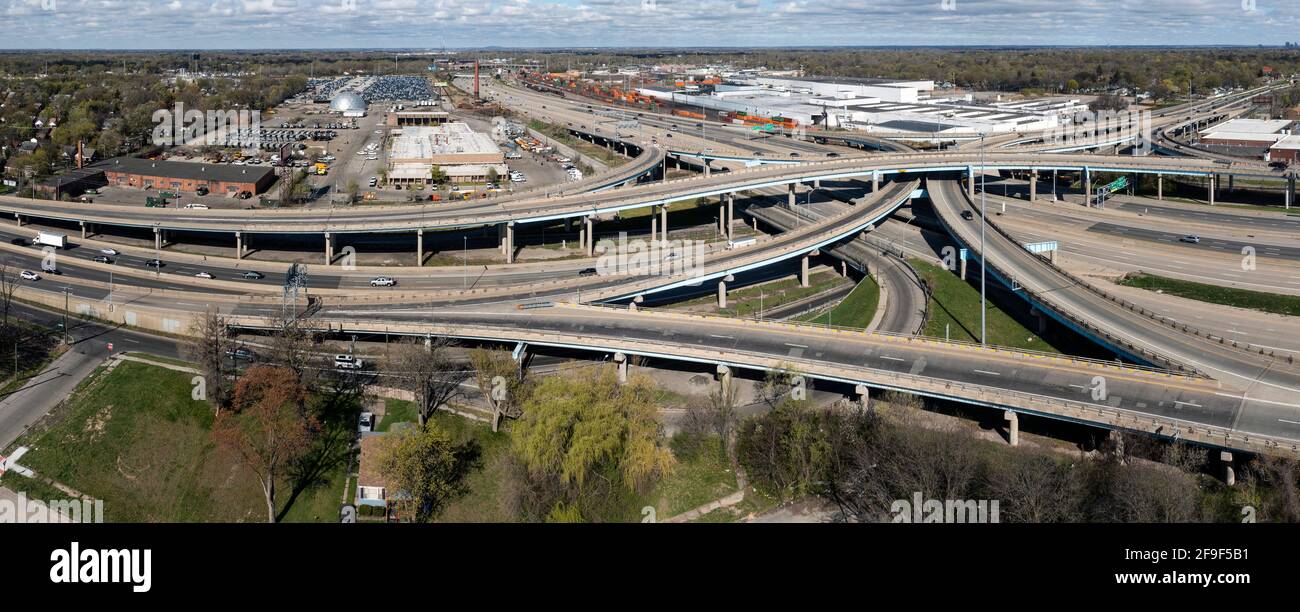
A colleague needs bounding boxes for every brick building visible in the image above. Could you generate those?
[100,157,276,195]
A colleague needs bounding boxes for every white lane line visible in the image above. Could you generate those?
[881,356,905,362]
[1173,400,1202,408]
[1214,393,1300,410]
[974,369,1001,376]
[784,343,808,349]
[1279,419,1300,426]
[709,334,734,340]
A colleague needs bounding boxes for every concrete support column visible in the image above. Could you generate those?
[1287,176,1295,210]
[585,216,595,257]
[324,232,333,264]
[725,193,735,240]
[703,162,711,177]
[630,295,643,312]
[1083,168,1092,206]
[1029,170,1038,202]
[80,221,86,239]
[813,179,821,190]
[564,217,572,233]
[716,365,733,396]
[236,232,243,260]
[505,222,516,264]
[614,352,628,384]
[154,228,162,251]
[788,182,797,207]
[872,170,880,193]
[14,213,22,227]
[800,250,817,288]
[1157,174,1163,201]
[959,255,967,281]
[497,223,506,255]
[854,384,870,411]
[650,211,658,246]
[841,260,848,277]
[1221,451,1236,487]
[660,204,669,247]
[416,229,424,267]
[717,280,727,308]
[1209,174,1216,206]
[1004,411,1019,446]
[966,166,975,198]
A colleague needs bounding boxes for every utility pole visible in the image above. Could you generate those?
[979,132,987,346]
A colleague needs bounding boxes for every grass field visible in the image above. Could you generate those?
[671,271,850,318]
[1117,272,1300,317]
[653,435,739,518]
[6,360,356,522]
[800,276,881,329]
[911,258,1060,353]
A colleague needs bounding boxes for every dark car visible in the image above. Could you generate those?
[789,152,800,157]
[578,267,598,277]
[826,152,841,158]
[225,347,257,361]
[144,259,164,268]
[961,210,975,220]
[92,256,113,264]
[241,271,265,280]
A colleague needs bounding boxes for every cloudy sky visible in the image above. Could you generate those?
[2,0,1299,49]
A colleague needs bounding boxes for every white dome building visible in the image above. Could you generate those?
[330,92,366,117]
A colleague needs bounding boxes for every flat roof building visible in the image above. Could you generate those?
[99,157,276,195]
[1200,119,1293,147]
[1268,134,1300,163]
[389,123,504,166]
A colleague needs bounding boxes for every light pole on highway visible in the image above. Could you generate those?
[979,132,987,346]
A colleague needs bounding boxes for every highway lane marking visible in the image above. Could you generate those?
[974,369,1001,376]
[1214,393,1300,410]
[880,356,905,362]
[1173,400,1202,408]
[784,343,808,349]
[1279,419,1300,426]
[709,334,734,340]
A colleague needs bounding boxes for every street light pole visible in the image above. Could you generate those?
[979,132,987,346]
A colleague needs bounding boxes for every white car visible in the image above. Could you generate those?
[358,412,375,433]
[370,277,396,287]
[20,270,39,281]
[194,271,214,279]
[183,203,209,210]
[100,248,119,256]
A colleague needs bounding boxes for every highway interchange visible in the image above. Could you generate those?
[6,76,1300,458]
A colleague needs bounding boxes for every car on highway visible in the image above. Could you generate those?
[1180,235,1201,244]
[334,354,364,370]
[369,276,396,287]
[826,152,841,158]
[100,248,119,256]
[20,270,39,281]
[144,259,164,268]
[194,271,214,279]
[241,271,265,280]
[789,152,800,157]
[225,347,257,361]
[578,267,598,277]
[961,210,975,220]
[183,203,210,210]
[92,256,113,264]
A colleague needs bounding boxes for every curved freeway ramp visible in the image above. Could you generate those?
[928,176,1300,445]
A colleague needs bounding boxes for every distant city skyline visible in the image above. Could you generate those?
[1,0,1299,50]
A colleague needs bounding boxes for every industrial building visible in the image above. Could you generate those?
[387,122,508,186]
[100,157,276,195]
[1198,118,1293,147]
[1268,135,1300,163]
[639,77,1069,134]
[385,110,450,127]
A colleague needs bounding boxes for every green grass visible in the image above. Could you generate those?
[800,276,881,329]
[428,410,513,523]
[6,360,359,522]
[910,258,1060,353]
[671,271,851,318]
[1117,272,1300,317]
[653,435,739,518]
[377,399,419,432]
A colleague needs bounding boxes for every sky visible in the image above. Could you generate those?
[2,0,1299,50]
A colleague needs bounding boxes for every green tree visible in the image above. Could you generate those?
[510,366,674,521]
[376,422,479,522]
[429,165,447,185]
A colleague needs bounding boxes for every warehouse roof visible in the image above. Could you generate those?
[1271,135,1300,151]
[97,157,275,182]
[1200,118,1291,136]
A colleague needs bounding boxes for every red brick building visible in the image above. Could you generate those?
[100,157,276,195]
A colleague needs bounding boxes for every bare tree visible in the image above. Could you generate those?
[184,308,235,413]
[469,348,526,432]
[0,260,19,325]
[387,337,468,426]
[267,307,319,382]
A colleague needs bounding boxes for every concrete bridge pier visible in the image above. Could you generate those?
[1221,451,1236,487]
[872,170,880,193]
[1209,174,1216,206]
[614,352,628,384]
[966,166,975,198]
[660,204,669,248]
[801,250,818,287]
[716,365,733,396]
[629,295,643,312]
[14,213,22,227]
[725,193,735,240]
[324,232,333,264]
[703,162,711,177]
[959,253,967,281]
[154,227,166,251]
[1029,170,1038,202]
[1030,306,1047,334]
[717,274,734,308]
[416,229,424,267]
[1287,176,1295,210]
[505,222,516,264]
[854,384,870,411]
[650,210,658,246]
[585,216,595,256]
[236,232,243,260]
[813,179,821,190]
[788,182,797,207]
[1157,174,1163,200]
[1004,411,1019,446]
[1083,168,1092,206]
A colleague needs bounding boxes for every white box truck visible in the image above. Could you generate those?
[34,232,68,249]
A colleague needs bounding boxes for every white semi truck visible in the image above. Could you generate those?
[34,231,68,249]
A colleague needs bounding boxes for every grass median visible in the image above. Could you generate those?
[911,258,1060,353]
[1117,272,1300,317]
